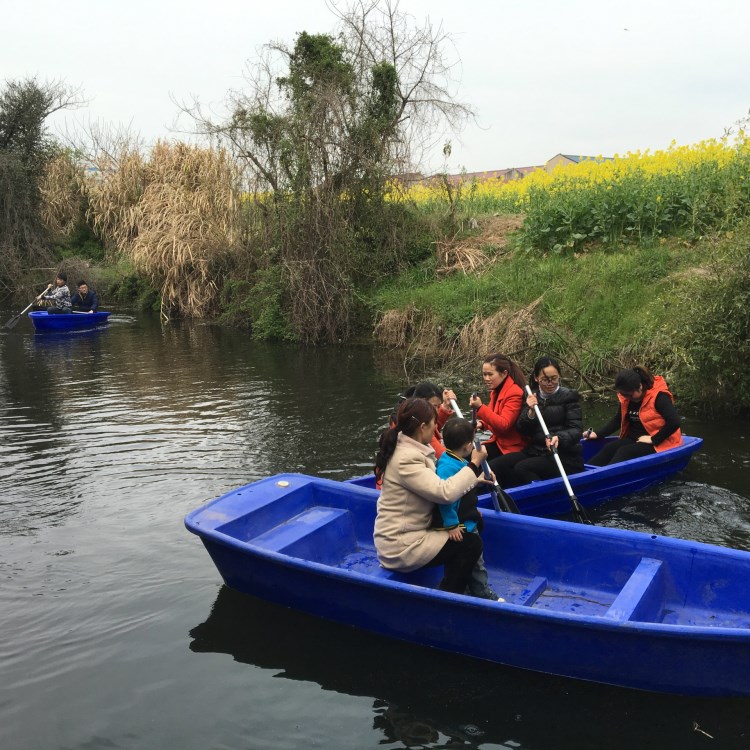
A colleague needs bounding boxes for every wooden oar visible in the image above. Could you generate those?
[3,289,47,329]
[524,385,592,524]
[449,398,520,514]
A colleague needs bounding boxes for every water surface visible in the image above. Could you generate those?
[1,310,749,749]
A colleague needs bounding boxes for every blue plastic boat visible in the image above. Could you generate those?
[185,473,750,695]
[29,310,111,331]
[347,435,703,517]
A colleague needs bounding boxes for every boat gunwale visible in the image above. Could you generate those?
[185,474,750,640]
[346,434,704,499]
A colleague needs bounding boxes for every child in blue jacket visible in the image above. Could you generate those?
[434,418,503,601]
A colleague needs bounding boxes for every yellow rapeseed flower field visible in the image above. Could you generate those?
[396,135,750,251]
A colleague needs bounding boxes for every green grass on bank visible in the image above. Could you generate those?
[367,220,750,413]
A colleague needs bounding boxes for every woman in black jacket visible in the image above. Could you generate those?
[492,356,584,488]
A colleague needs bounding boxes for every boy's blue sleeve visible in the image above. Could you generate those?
[436,455,461,527]
[438,501,460,528]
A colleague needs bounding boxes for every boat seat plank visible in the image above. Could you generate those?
[516,576,548,607]
[604,557,663,622]
[250,507,350,553]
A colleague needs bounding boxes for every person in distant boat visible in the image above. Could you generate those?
[41,273,72,313]
[491,356,584,487]
[584,365,682,466]
[70,280,99,313]
[433,417,503,601]
[374,397,491,595]
[468,353,529,474]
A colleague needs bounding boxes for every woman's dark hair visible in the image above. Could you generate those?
[390,382,442,424]
[530,356,562,389]
[375,397,437,480]
[614,365,655,394]
[442,417,475,452]
[483,353,527,389]
[56,272,67,283]
[404,382,442,400]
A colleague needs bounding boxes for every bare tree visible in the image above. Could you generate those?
[183,0,474,188]
[330,0,475,172]
[177,0,475,342]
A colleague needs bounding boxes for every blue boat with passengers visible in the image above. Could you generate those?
[346,435,703,518]
[185,473,750,696]
[29,310,111,331]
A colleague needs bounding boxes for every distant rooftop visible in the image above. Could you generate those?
[557,154,614,163]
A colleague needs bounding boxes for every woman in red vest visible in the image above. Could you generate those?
[469,353,529,467]
[585,365,682,466]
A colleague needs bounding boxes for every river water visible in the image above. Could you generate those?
[1,309,749,750]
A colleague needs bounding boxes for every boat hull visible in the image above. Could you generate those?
[29,310,111,331]
[186,474,750,696]
[347,435,703,517]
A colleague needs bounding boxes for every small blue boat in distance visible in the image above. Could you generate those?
[347,435,703,518]
[29,310,111,331]
[185,473,750,695]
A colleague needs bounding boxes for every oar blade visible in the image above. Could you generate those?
[570,494,593,525]
[500,488,521,514]
[4,314,22,329]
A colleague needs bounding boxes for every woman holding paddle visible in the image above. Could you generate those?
[389,382,458,460]
[41,273,72,313]
[584,365,682,466]
[491,356,584,487]
[374,397,491,594]
[468,353,528,468]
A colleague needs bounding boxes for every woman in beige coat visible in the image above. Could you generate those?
[374,397,488,594]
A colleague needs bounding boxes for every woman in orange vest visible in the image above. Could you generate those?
[468,353,529,467]
[585,365,682,466]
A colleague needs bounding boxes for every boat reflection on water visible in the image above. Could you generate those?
[189,585,750,750]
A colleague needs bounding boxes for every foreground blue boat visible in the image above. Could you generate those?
[347,435,703,517]
[29,310,111,331]
[186,473,750,696]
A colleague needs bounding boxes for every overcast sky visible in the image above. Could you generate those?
[3,0,749,173]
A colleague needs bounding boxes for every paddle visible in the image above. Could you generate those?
[449,398,520,514]
[524,385,592,524]
[4,288,48,329]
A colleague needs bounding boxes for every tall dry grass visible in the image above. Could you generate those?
[86,149,148,254]
[39,154,85,235]
[85,142,243,318]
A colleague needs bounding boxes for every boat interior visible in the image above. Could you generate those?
[206,476,750,630]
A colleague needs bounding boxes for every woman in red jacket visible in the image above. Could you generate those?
[469,353,529,467]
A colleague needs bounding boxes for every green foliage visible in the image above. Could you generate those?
[219,271,295,341]
[278,32,355,107]
[52,221,105,262]
[519,148,750,255]
[668,235,750,413]
[369,235,704,383]
[0,78,63,292]
[0,78,59,172]
[107,270,159,310]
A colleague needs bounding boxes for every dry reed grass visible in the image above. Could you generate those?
[86,149,148,255]
[374,296,544,374]
[373,306,420,348]
[455,297,542,358]
[435,214,524,275]
[84,142,242,318]
[39,154,85,235]
[435,242,489,275]
[129,142,242,318]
